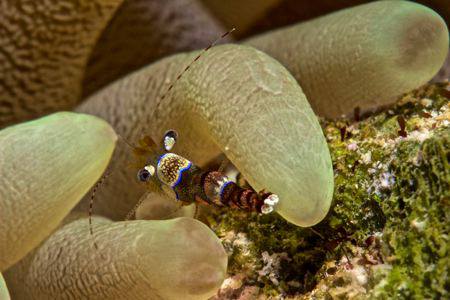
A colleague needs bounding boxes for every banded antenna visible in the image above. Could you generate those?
[159,27,235,102]
[89,27,236,249]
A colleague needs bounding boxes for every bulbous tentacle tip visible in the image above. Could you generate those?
[276,170,334,227]
[0,112,116,271]
[390,2,449,73]
[76,44,335,226]
[55,111,118,142]
[244,1,449,119]
[138,217,228,299]
[4,217,227,300]
[180,262,228,297]
[279,202,333,228]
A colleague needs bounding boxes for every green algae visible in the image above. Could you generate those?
[209,83,450,298]
[371,126,449,299]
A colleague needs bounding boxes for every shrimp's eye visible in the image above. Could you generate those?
[163,130,178,151]
[137,169,150,182]
[137,165,155,182]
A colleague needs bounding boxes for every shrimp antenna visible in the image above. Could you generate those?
[120,135,139,151]
[159,27,235,102]
[89,171,111,250]
[88,135,151,249]
[124,196,147,221]
[89,27,235,249]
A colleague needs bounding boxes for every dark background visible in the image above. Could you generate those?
[201,0,449,39]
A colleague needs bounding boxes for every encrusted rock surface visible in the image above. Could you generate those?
[210,83,449,299]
